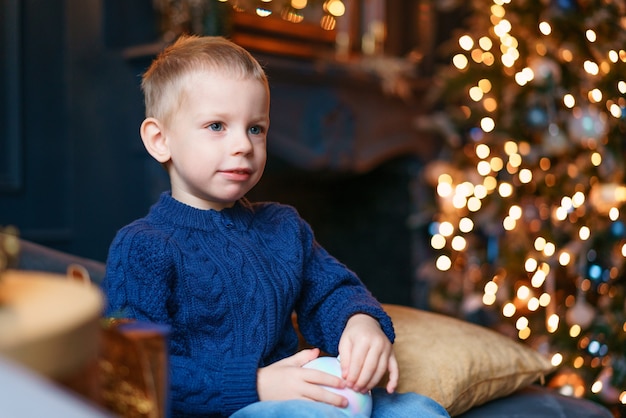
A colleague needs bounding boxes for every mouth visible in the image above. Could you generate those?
[222,168,251,175]
[220,168,253,181]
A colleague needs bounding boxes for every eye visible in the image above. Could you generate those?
[249,125,264,135]
[208,122,223,131]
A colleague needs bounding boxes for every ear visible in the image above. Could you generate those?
[140,117,171,163]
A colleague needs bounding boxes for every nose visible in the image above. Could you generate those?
[231,129,253,155]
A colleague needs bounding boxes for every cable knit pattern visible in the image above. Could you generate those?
[102,192,394,417]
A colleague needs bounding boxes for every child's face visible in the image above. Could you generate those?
[162,70,270,210]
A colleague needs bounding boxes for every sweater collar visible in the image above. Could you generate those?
[150,192,254,232]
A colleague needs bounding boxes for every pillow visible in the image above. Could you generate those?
[382,303,554,416]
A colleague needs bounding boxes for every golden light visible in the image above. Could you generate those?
[574,356,585,368]
[485,281,498,295]
[519,327,531,340]
[519,168,532,183]
[579,226,591,240]
[474,184,487,199]
[504,141,518,154]
[534,237,546,252]
[618,80,626,94]
[528,297,540,311]
[515,67,534,85]
[570,324,581,337]
[498,182,513,197]
[572,191,585,207]
[477,160,492,176]
[509,205,522,219]
[256,8,272,16]
[561,196,573,210]
[437,182,453,197]
[478,78,492,92]
[453,194,468,209]
[291,0,307,8]
[439,173,453,184]
[585,29,597,42]
[453,54,469,69]
[459,217,474,232]
[481,116,495,132]
[469,86,484,101]
[559,251,571,265]
[436,255,452,271]
[451,235,467,251]
[459,34,474,50]
[591,152,602,166]
[503,216,516,231]
[544,242,555,256]
[467,196,482,211]
[563,94,576,108]
[503,302,516,317]
[609,207,619,221]
[516,316,529,330]
[547,313,560,333]
[326,0,345,17]
[494,19,512,37]
[610,103,623,118]
[539,21,551,35]
[588,88,602,103]
[609,50,619,62]
[502,50,518,67]
[491,4,505,18]
[431,234,446,249]
[483,97,498,112]
[517,285,531,300]
[583,60,599,75]
[591,381,603,394]
[555,206,568,221]
[539,293,551,306]
[476,143,490,159]
[479,36,493,50]
[551,353,563,367]
[483,293,497,305]
[531,270,547,287]
[490,157,504,172]
[508,153,522,168]
[439,221,454,236]
[457,181,475,197]
[484,176,498,191]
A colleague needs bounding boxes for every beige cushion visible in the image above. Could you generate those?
[383,303,554,416]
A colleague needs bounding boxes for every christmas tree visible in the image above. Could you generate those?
[418,0,626,414]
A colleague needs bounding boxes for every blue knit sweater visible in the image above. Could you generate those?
[102,192,394,417]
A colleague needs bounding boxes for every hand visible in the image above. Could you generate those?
[257,348,349,408]
[338,314,399,394]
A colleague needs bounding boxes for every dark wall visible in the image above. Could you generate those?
[1,0,159,261]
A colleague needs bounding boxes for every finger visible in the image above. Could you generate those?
[385,353,399,394]
[289,348,321,367]
[303,368,346,389]
[362,354,390,392]
[338,340,352,379]
[351,349,380,392]
[343,344,367,387]
[303,385,349,408]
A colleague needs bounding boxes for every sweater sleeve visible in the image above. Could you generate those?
[293,215,395,355]
[102,224,260,416]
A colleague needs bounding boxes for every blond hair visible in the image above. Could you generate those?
[141,35,268,122]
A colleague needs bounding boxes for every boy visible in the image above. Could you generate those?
[102,35,448,418]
